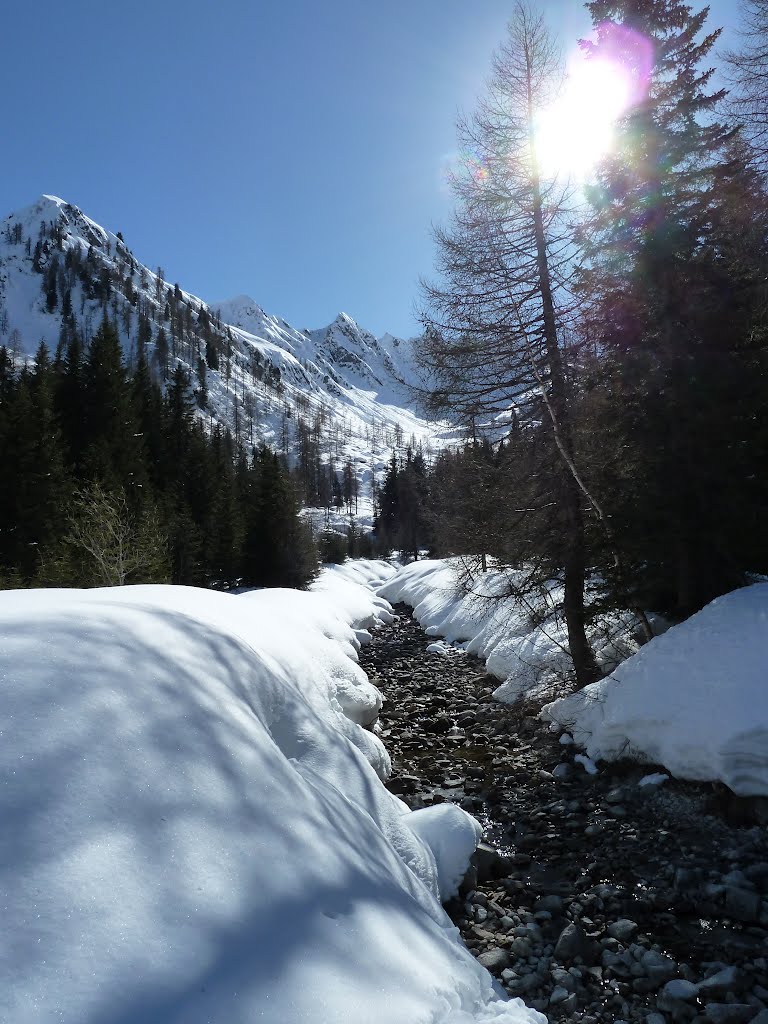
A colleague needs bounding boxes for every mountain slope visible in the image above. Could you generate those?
[0,195,451,514]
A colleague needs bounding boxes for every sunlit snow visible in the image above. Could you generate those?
[0,561,543,1024]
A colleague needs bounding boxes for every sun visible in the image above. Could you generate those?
[533,53,635,182]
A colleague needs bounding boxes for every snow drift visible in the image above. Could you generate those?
[0,561,542,1024]
[542,582,768,797]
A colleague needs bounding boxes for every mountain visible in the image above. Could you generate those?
[0,195,452,520]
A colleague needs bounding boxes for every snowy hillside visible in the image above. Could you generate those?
[0,196,451,509]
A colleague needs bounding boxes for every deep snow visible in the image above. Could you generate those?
[0,560,543,1024]
[542,582,768,797]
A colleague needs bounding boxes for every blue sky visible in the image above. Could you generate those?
[0,0,740,338]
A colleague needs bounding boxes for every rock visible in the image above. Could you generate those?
[639,949,678,985]
[551,968,576,992]
[703,1005,756,1024]
[477,947,511,973]
[360,606,768,1024]
[473,843,503,883]
[725,886,762,923]
[661,980,700,1002]
[559,993,579,1014]
[608,919,639,942]
[387,774,422,794]
[550,985,571,1004]
[535,894,564,914]
[510,937,533,957]
[554,922,598,965]
[744,864,768,890]
[698,966,740,998]
[459,863,478,896]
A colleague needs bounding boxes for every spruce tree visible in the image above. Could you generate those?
[0,348,71,582]
[579,0,765,615]
[81,319,146,497]
[241,448,318,589]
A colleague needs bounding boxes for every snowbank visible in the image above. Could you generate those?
[542,583,768,796]
[380,561,768,796]
[378,559,642,703]
[0,568,542,1024]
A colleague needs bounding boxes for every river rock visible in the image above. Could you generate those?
[555,922,598,965]
[477,947,510,973]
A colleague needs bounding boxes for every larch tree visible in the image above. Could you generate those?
[419,2,600,685]
[724,0,768,171]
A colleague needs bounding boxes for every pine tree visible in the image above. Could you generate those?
[0,347,72,582]
[81,319,146,497]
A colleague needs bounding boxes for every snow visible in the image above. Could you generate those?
[379,560,768,797]
[542,583,768,796]
[400,804,484,902]
[574,754,600,776]
[376,559,648,704]
[638,773,669,788]
[0,565,543,1024]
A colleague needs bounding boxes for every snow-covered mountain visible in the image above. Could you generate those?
[0,195,452,515]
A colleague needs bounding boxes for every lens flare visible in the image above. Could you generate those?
[533,23,653,182]
[441,149,490,191]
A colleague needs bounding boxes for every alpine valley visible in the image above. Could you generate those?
[0,195,453,525]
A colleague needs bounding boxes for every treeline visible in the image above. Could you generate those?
[405,0,768,685]
[0,319,318,589]
[1,205,421,508]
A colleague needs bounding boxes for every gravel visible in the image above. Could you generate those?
[361,604,768,1024]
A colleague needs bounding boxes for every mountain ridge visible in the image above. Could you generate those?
[0,195,452,515]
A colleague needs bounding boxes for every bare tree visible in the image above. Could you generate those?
[724,0,768,171]
[419,2,600,685]
[62,484,169,586]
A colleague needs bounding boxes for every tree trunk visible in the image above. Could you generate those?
[527,71,599,687]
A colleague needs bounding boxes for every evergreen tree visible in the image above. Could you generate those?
[0,347,71,581]
[241,447,318,588]
[725,0,768,171]
[578,0,766,615]
[81,319,145,496]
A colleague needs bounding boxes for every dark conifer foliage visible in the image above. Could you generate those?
[0,318,318,591]
[409,0,768,684]
[373,449,433,560]
[577,0,768,616]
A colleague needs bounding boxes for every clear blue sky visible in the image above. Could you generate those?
[0,0,739,338]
